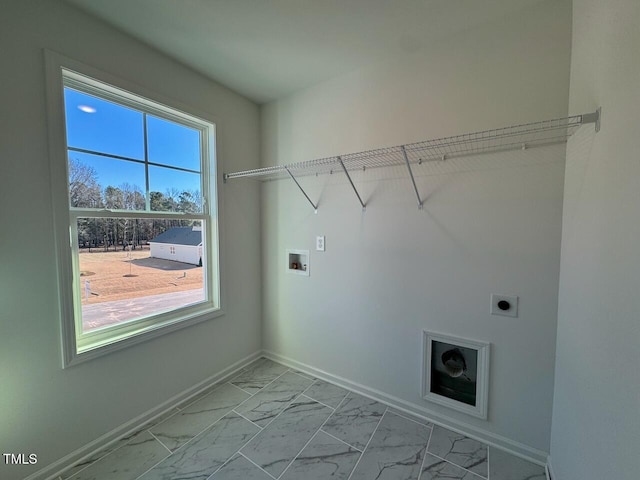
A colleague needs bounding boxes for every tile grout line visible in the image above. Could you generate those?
[424,452,488,479]
[203,447,248,480]
[218,385,344,480]
[297,378,349,412]
[231,369,291,412]
[190,412,266,480]
[64,360,261,479]
[235,371,317,433]
[304,389,349,413]
[346,406,389,480]
[134,371,268,480]
[67,364,317,480]
[227,381,255,396]
[288,369,315,381]
[134,403,259,480]
[83,361,470,480]
[190,359,266,480]
[59,458,99,480]
[229,359,290,397]
[300,378,317,393]
[63,413,178,480]
[204,454,235,480]
[202,433,272,480]
[178,360,252,410]
[219,401,298,476]
[59,453,106,480]
[232,409,264,430]
[276,394,348,480]
[315,391,362,453]
[416,423,434,480]
[73,361,262,480]
[318,428,363,453]
[288,368,317,380]
[238,451,278,480]
[95,360,498,480]
[178,386,220,411]
[134,456,163,480]
[146,430,173,455]
[297,393,336,412]
[149,395,257,454]
[276,430,321,480]
[269,359,510,477]
[424,425,489,479]
[204,438,258,480]
[205,375,321,479]
[250,379,326,433]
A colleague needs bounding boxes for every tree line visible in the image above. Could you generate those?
[70,158,201,251]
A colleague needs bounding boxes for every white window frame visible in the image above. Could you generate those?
[45,51,224,367]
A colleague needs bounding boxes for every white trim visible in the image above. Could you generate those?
[262,349,548,466]
[23,351,262,480]
[422,331,490,419]
[67,306,224,366]
[546,455,557,480]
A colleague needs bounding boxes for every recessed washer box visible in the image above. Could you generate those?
[287,249,309,276]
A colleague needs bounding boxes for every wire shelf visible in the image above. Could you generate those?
[224,109,600,210]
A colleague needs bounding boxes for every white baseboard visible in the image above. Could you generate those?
[27,349,549,479]
[546,455,557,480]
[263,349,549,466]
[25,351,262,480]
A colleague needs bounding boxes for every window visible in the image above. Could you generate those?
[46,53,221,366]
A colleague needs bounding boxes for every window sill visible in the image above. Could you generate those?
[63,306,224,368]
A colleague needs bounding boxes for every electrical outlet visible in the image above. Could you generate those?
[490,294,518,317]
[316,236,325,251]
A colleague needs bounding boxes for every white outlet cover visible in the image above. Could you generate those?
[490,294,518,317]
[316,236,325,251]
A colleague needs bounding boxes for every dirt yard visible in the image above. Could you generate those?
[78,248,203,304]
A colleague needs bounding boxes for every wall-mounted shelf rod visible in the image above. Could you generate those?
[224,109,601,211]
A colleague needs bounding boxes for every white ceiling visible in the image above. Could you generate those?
[65,0,547,104]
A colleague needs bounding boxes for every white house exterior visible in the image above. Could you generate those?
[149,227,203,266]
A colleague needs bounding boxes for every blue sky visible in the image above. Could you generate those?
[64,88,201,197]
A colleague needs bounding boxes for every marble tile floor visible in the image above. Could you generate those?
[59,357,546,480]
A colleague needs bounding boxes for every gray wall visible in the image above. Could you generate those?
[8,1,636,477]
[0,1,261,479]
[261,1,571,458]
[550,1,640,479]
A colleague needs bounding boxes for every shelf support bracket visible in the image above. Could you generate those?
[401,146,423,209]
[285,167,318,213]
[581,107,601,132]
[337,157,366,211]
